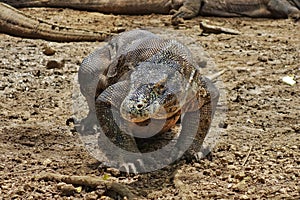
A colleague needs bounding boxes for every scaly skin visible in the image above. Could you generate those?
[79,30,219,173]
[2,0,300,19]
[173,0,300,19]
[1,0,181,14]
[0,2,111,42]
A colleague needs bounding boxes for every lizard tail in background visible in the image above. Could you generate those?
[0,2,112,42]
[1,0,175,15]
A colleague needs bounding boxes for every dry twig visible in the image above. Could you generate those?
[36,172,138,199]
[200,22,241,35]
[242,146,253,166]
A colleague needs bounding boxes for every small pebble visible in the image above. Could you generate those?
[106,168,120,177]
[43,46,56,56]
[85,191,98,200]
[258,56,268,62]
[46,59,65,69]
[57,183,77,196]
[42,158,52,166]
[235,172,246,180]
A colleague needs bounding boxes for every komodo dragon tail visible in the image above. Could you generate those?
[1,0,174,14]
[0,2,111,42]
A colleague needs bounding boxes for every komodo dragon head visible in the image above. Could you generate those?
[120,61,188,123]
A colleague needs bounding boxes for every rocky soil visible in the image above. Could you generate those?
[0,7,299,199]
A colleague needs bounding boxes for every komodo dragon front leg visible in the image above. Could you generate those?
[95,82,150,173]
[173,76,219,161]
[79,54,145,173]
[267,0,300,19]
[172,0,202,19]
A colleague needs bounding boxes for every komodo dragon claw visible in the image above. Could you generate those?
[119,163,138,174]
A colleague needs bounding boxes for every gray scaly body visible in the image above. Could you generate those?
[173,0,300,19]
[3,0,300,19]
[78,29,219,172]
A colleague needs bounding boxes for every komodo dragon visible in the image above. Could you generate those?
[78,29,220,173]
[3,0,300,19]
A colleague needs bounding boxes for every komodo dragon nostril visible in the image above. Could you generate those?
[136,103,143,109]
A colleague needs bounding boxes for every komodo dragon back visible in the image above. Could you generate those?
[77,29,220,173]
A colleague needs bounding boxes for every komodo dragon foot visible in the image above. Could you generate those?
[289,11,300,21]
[172,0,201,20]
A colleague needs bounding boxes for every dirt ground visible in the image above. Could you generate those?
[0,7,299,200]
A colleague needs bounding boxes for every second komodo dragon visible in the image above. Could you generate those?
[3,0,300,19]
[78,29,219,173]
